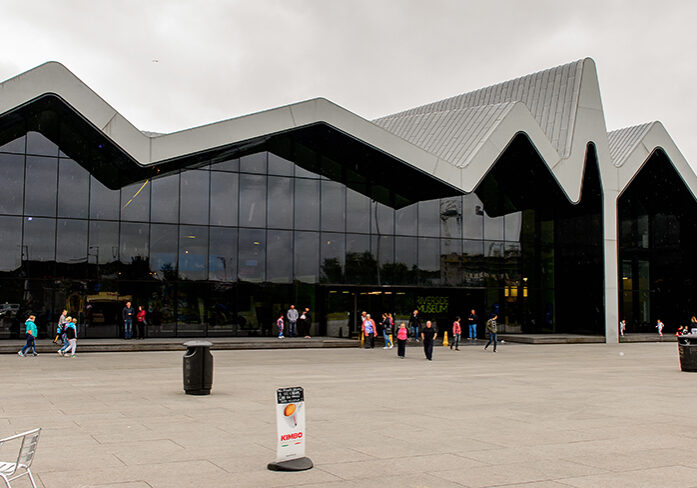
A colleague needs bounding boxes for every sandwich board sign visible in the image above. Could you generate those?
[267,386,313,471]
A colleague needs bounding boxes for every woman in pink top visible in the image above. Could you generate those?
[451,316,462,351]
[396,322,408,358]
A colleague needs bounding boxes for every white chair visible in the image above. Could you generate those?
[0,428,40,488]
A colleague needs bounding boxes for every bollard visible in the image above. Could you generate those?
[442,331,449,347]
[360,332,364,348]
[389,334,393,346]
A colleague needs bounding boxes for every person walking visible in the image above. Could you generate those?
[468,309,478,340]
[656,319,664,337]
[421,320,437,360]
[57,317,72,355]
[302,307,312,338]
[484,314,498,352]
[122,301,134,339]
[136,305,146,339]
[18,315,38,357]
[287,305,298,338]
[396,322,408,358]
[382,313,393,349]
[53,309,68,344]
[276,314,285,338]
[408,310,421,342]
[619,319,626,337]
[363,314,377,348]
[60,317,78,358]
[451,316,462,351]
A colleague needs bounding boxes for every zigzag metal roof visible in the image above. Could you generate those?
[608,122,655,167]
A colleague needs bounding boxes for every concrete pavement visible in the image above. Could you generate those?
[1,341,696,487]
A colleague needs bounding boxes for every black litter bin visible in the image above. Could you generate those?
[183,341,213,395]
[678,335,697,372]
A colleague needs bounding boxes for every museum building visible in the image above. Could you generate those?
[0,58,695,342]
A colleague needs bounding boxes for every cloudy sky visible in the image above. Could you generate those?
[2,0,696,165]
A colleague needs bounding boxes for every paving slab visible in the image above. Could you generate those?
[0,341,695,487]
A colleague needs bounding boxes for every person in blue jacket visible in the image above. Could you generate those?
[18,315,38,357]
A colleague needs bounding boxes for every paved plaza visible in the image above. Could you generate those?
[2,341,696,487]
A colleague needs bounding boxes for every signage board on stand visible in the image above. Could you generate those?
[267,386,313,471]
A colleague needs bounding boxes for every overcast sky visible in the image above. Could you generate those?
[2,0,696,166]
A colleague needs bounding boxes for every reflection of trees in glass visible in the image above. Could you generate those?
[345,251,377,284]
[380,262,416,285]
[320,258,343,283]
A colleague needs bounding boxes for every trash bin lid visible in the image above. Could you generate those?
[183,340,213,347]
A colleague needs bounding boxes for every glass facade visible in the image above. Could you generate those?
[0,128,607,339]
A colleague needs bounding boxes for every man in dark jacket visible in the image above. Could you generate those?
[302,307,312,338]
[421,320,437,360]
[468,309,478,340]
[484,314,498,352]
[122,301,135,339]
[408,310,421,342]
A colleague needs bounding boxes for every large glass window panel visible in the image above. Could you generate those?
[418,200,439,237]
[320,232,344,283]
[238,228,265,282]
[209,227,238,282]
[346,189,370,233]
[0,153,24,214]
[23,217,56,262]
[418,237,440,284]
[239,174,266,228]
[120,180,151,222]
[505,212,522,242]
[294,143,320,179]
[209,158,239,172]
[439,197,462,239]
[56,219,88,263]
[151,173,180,223]
[320,181,345,232]
[371,202,395,235]
[463,239,485,287]
[441,238,462,286]
[462,194,484,239]
[267,176,293,229]
[395,204,417,236]
[372,235,394,267]
[57,158,89,218]
[346,233,375,284]
[180,170,210,225]
[179,225,208,281]
[267,230,292,283]
[150,224,178,278]
[24,156,57,217]
[484,240,505,287]
[26,131,58,157]
[484,214,504,240]
[294,178,320,231]
[240,152,267,174]
[268,153,294,176]
[210,172,238,226]
[90,176,120,220]
[394,236,417,285]
[119,222,149,265]
[0,135,25,153]
[89,221,119,264]
[294,231,319,283]
[0,216,22,271]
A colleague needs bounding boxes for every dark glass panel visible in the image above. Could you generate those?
[0,216,22,271]
[294,143,320,179]
[26,131,58,157]
[24,156,57,217]
[440,237,462,286]
[268,153,294,176]
[90,176,120,220]
[179,225,208,281]
[150,224,178,279]
[210,158,239,172]
[484,240,505,287]
[210,172,238,226]
[320,181,345,232]
[120,180,151,222]
[267,230,292,283]
[505,212,522,242]
[240,152,267,174]
[418,237,440,284]
[239,174,266,228]
[294,231,319,283]
[463,239,485,287]
[23,217,56,262]
[371,202,395,235]
[462,194,484,239]
[321,155,343,182]
[484,214,504,240]
[180,170,210,225]
[209,227,238,282]
[346,188,370,233]
[56,219,88,263]
[395,203,417,236]
[57,158,89,218]
[205,283,237,335]
[371,235,394,267]
[238,228,265,282]
[320,232,344,283]
[151,173,180,223]
[177,283,206,335]
[0,135,25,153]
[346,233,375,284]
[89,221,119,264]
[267,176,293,229]
[294,178,320,231]
[418,200,439,237]
[440,197,462,239]
[394,236,417,285]
[0,153,24,214]
[119,222,149,265]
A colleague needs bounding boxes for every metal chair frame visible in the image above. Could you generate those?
[0,428,41,488]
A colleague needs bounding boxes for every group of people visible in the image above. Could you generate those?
[17,309,78,358]
[122,301,147,339]
[618,317,697,337]
[277,305,312,338]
